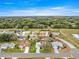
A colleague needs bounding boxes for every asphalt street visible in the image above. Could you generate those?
[0,49,79,59]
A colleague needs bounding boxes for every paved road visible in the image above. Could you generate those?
[0,52,75,58]
[56,37,79,59]
[71,49,79,59]
[0,49,79,58]
[57,37,79,59]
[56,37,76,48]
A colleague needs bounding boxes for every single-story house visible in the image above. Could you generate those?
[51,41,63,53]
[39,31,49,37]
[0,43,16,50]
[22,31,31,36]
[19,40,30,50]
[52,32,60,36]
[29,31,37,40]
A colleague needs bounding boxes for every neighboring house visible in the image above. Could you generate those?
[16,30,31,40]
[51,41,63,53]
[15,30,23,36]
[22,31,31,36]
[19,40,30,50]
[52,32,60,36]
[29,31,37,40]
[18,35,25,40]
[0,31,14,34]
[36,42,41,53]
[8,43,16,49]
[39,31,49,37]
[15,30,23,33]
[0,43,8,49]
[39,31,49,43]
[0,43,16,50]
[16,30,25,40]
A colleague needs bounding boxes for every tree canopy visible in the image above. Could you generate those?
[0,33,17,42]
[0,16,79,29]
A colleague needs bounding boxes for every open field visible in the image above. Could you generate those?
[58,29,79,48]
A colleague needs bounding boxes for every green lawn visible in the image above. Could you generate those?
[40,46,52,53]
[2,46,23,53]
[59,29,79,48]
[29,40,36,53]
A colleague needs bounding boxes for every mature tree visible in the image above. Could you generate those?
[0,33,17,42]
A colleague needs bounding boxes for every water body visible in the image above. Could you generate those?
[72,34,79,40]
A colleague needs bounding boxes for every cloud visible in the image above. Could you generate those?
[73,11,79,12]
[0,6,79,16]
[50,6,65,10]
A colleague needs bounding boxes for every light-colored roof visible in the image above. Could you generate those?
[52,32,60,36]
[0,31,14,34]
[51,41,63,48]
[72,34,79,40]
[0,43,16,49]
[40,31,49,36]
[19,40,30,48]
[30,32,37,36]
[22,31,31,36]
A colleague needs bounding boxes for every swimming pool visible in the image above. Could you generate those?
[72,34,79,40]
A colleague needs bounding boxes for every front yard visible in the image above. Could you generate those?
[2,46,23,53]
[29,40,36,53]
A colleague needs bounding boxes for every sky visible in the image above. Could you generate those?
[0,0,79,16]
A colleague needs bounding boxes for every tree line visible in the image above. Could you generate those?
[0,16,79,29]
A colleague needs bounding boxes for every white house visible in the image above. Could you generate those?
[51,41,63,53]
[1,43,9,49]
[0,43,16,50]
[29,31,37,40]
[8,43,16,49]
[22,31,31,36]
[52,32,60,36]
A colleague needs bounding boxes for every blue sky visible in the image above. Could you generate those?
[0,0,79,16]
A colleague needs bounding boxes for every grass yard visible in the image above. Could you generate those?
[40,46,53,53]
[2,47,23,53]
[59,29,79,48]
[29,40,36,53]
